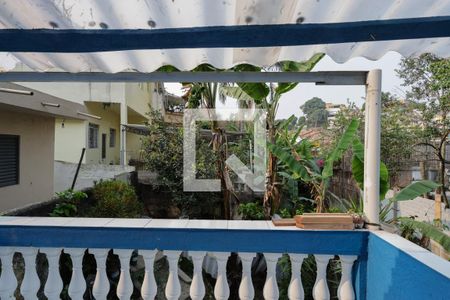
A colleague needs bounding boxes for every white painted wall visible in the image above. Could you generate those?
[54,118,86,163]
[54,161,134,192]
[16,82,126,105]
[0,110,54,212]
[126,83,153,118]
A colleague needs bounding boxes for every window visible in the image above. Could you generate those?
[88,123,99,148]
[0,134,19,187]
[109,128,116,147]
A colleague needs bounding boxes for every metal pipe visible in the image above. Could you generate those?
[363,69,382,230]
[0,87,33,95]
[71,148,86,190]
[77,111,102,120]
[41,102,60,107]
[120,103,128,166]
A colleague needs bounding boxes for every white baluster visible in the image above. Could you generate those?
[90,248,110,300]
[65,248,86,300]
[337,255,357,300]
[19,247,40,299]
[140,249,158,300]
[238,252,255,300]
[313,255,332,300]
[213,252,230,300]
[115,249,134,300]
[288,254,307,300]
[189,251,206,300]
[41,248,63,300]
[165,250,181,300]
[263,253,281,300]
[0,247,17,299]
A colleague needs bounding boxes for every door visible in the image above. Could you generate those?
[101,133,106,160]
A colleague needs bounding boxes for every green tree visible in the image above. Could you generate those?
[397,54,450,207]
[270,118,361,212]
[142,110,220,217]
[380,92,420,187]
[300,97,328,128]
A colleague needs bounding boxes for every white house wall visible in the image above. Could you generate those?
[0,110,54,212]
[125,83,153,118]
[54,118,86,163]
[15,82,125,105]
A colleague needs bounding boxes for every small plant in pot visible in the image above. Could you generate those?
[347,198,365,229]
[349,211,366,229]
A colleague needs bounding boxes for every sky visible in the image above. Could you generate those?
[165,51,406,119]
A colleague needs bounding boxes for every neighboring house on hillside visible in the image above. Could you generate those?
[14,79,165,166]
[162,90,185,125]
[0,83,87,212]
[326,102,346,126]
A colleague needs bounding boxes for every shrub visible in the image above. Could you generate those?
[49,203,77,217]
[49,189,87,217]
[56,189,88,204]
[90,180,142,218]
[238,202,265,220]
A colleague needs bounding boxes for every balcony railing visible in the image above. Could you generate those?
[0,217,448,300]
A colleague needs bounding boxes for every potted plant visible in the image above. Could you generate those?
[347,198,366,229]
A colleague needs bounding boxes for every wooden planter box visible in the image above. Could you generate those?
[294,213,354,230]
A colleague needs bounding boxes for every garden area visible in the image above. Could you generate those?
[5,54,449,299]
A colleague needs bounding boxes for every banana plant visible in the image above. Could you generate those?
[220,53,325,217]
[269,118,360,212]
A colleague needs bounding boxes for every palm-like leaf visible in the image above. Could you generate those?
[219,86,254,102]
[392,180,440,202]
[275,53,325,95]
[351,138,390,199]
[268,143,311,181]
[322,119,359,178]
[398,217,450,252]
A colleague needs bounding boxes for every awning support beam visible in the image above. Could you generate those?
[0,71,367,85]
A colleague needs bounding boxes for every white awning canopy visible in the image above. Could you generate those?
[0,0,449,73]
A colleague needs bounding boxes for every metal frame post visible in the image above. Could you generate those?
[364,69,382,230]
[120,103,128,166]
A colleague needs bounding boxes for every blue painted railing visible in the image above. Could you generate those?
[0,225,368,254]
[0,218,448,299]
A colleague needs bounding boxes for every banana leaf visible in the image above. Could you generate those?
[351,138,390,200]
[275,53,325,95]
[398,217,450,252]
[219,86,254,102]
[268,143,311,181]
[392,180,440,202]
[322,119,359,178]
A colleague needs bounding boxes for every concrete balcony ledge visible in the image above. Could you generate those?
[0,217,368,255]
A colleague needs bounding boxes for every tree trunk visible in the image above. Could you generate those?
[419,161,429,199]
[263,123,279,219]
[439,159,449,208]
[212,124,232,220]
